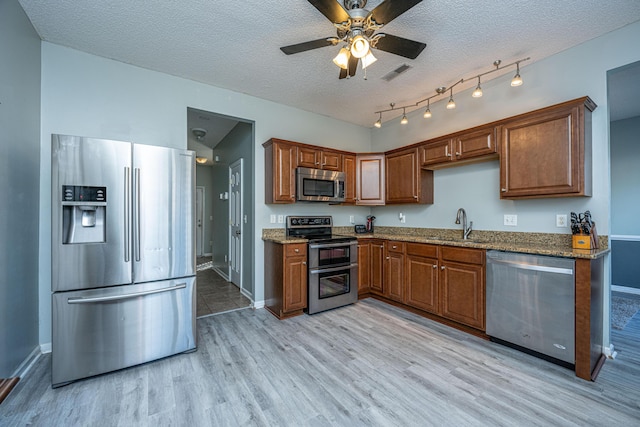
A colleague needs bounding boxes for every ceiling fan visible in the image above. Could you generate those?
[280,0,426,79]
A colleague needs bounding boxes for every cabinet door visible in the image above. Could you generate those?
[439,261,484,330]
[284,254,307,312]
[297,146,319,168]
[321,151,342,171]
[385,242,405,302]
[386,148,419,203]
[455,127,496,160]
[342,154,357,204]
[405,243,439,313]
[357,241,371,295]
[370,241,385,295]
[420,138,452,167]
[499,99,592,199]
[266,141,296,203]
[356,154,385,205]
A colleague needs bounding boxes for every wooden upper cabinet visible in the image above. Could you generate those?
[342,154,357,204]
[298,146,342,171]
[420,126,497,169]
[356,154,385,205]
[263,138,297,204]
[499,97,596,199]
[386,148,434,204]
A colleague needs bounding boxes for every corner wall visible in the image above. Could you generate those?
[0,0,41,376]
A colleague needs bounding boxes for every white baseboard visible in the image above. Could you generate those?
[612,285,640,296]
[253,300,265,309]
[212,266,229,281]
[12,345,42,379]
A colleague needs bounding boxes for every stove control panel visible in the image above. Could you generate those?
[286,216,332,228]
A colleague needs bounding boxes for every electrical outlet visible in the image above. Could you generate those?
[556,214,567,227]
[504,214,518,226]
[349,215,355,224]
[277,215,284,223]
[399,212,406,223]
[270,214,276,223]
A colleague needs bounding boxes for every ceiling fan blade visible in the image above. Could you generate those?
[280,38,337,55]
[370,0,422,25]
[373,34,426,59]
[308,0,350,24]
[348,54,359,77]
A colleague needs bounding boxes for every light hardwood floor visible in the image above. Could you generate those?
[2,299,639,426]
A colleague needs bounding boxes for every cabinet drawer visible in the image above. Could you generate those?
[441,246,484,265]
[386,241,405,253]
[285,244,307,257]
[406,242,438,258]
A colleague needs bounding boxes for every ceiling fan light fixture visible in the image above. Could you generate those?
[350,35,369,59]
[195,157,208,164]
[361,50,377,69]
[333,47,350,69]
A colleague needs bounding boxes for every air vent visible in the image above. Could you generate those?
[381,64,412,82]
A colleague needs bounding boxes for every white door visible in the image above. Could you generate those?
[229,159,243,289]
[196,186,204,256]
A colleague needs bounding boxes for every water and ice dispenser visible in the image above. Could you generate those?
[61,185,107,244]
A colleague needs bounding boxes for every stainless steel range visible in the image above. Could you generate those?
[286,216,358,314]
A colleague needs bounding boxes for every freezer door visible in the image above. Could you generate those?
[52,135,132,292]
[52,277,196,387]
[133,144,195,283]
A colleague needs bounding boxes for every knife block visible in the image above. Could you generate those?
[572,221,598,249]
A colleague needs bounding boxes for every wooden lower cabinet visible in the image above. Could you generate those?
[264,241,307,319]
[357,240,371,295]
[370,240,385,295]
[404,243,439,314]
[385,241,405,302]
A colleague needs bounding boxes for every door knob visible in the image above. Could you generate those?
[235,230,241,235]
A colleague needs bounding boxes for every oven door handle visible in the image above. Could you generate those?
[309,263,358,274]
[308,241,357,250]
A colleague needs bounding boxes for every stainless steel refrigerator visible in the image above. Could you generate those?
[51,134,196,387]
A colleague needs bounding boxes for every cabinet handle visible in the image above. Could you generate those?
[445,147,451,158]
[413,195,418,199]
[392,245,397,249]
[302,261,307,265]
[386,256,390,260]
[501,188,507,192]
[455,152,461,156]
[294,248,299,253]
[432,264,437,269]
[441,266,445,270]
[379,245,384,248]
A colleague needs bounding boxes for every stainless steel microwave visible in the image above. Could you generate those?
[296,167,345,203]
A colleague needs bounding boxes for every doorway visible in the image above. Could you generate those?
[187,107,255,317]
[608,60,640,346]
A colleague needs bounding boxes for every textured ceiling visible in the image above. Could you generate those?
[18,0,640,127]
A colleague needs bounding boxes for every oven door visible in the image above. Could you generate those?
[308,263,358,315]
[308,240,357,269]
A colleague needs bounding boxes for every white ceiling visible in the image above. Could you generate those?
[18,0,640,127]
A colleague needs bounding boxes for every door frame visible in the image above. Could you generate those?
[196,186,205,256]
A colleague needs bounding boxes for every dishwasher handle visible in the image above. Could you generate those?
[488,258,573,275]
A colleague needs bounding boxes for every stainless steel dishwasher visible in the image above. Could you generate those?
[486,251,575,367]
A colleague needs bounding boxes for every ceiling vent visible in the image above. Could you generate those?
[382,64,412,82]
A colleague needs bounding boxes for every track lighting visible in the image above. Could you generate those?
[446,88,456,109]
[472,76,483,98]
[511,62,523,86]
[374,112,382,128]
[372,57,529,128]
[423,99,432,118]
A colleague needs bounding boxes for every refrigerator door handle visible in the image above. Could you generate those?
[124,167,131,262]
[67,283,187,304]
[134,167,141,262]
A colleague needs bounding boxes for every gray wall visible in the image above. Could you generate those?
[195,165,214,255]
[610,115,640,288]
[212,122,254,295]
[0,0,41,377]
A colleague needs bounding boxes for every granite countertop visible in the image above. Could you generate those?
[262,226,609,260]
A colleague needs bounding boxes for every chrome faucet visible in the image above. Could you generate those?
[455,208,473,240]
